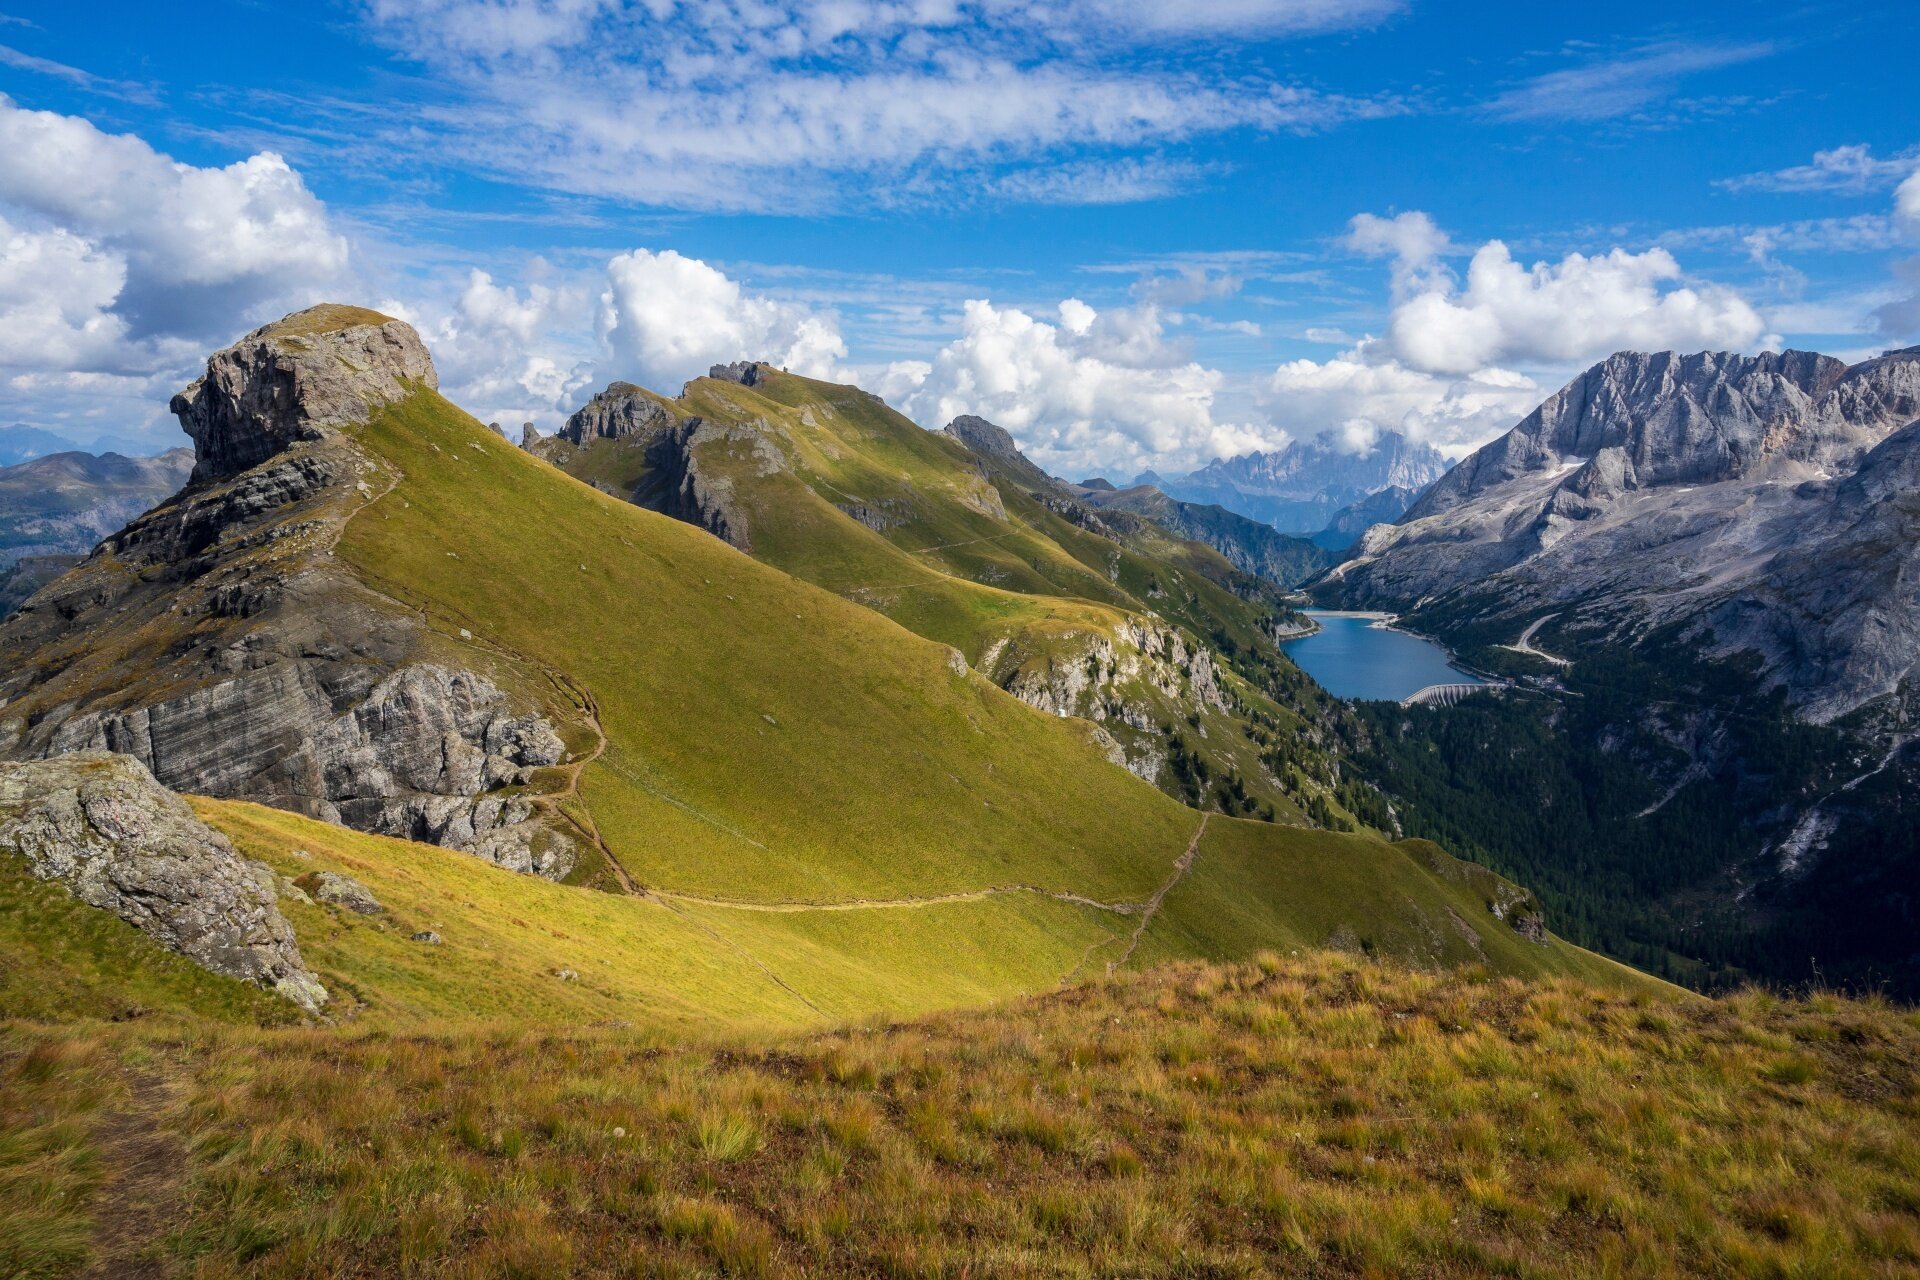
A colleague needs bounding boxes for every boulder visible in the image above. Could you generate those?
[295,869,384,916]
[0,752,327,1011]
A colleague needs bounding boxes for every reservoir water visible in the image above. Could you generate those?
[1281,611,1484,702]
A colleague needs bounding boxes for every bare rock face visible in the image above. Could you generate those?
[943,414,1024,460]
[0,752,328,1011]
[708,360,771,387]
[560,382,677,446]
[172,305,437,485]
[0,305,581,880]
[43,665,574,878]
[1334,346,1920,722]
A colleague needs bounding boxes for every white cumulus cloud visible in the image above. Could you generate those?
[599,248,848,390]
[0,214,132,370]
[1261,210,1776,457]
[0,94,348,339]
[1898,170,1920,239]
[1267,340,1539,457]
[393,269,597,432]
[1872,169,1920,339]
[896,297,1279,476]
[1347,211,1772,376]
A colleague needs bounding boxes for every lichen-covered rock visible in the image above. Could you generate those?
[295,869,383,915]
[0,752,327,1011]
[171,305,436,485]
[46,664,576,879]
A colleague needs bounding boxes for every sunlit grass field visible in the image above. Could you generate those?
[5,952,1915,1278]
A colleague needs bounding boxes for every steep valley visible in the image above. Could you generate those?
[1325,347,1920,994]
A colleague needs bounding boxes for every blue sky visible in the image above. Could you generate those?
[0,0,1915,476]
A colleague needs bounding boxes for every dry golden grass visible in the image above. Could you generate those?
[5,951,1917,1278]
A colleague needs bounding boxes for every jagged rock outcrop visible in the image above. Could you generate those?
[709,360,772,387]
[0,752,328,1011]
[172,304,436,484]
[993,617,1228,778]
[944,414,1024,460]
[560,382,678,445]
[0,305,581,880]
[534,382,764,551]
[1332,346,1920,723]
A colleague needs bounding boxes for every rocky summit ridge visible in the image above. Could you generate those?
[1334,345,1920,724]
[0,305,580,879]
[1156,430,1452,534]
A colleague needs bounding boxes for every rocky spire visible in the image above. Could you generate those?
[170,304,437,485]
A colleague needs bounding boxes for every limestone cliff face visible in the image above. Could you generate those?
[0,306,579,879]
[538,380,771,552]
[0,752,327,1011]
[990,617,1228,784]
[1334,346,1920,723]
[173,304,436,485]
[559,381,677,445]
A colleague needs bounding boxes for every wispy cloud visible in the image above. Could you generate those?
[1719,143,1920,195]
[0,43,160,105]
[345,0,1404,213]
[1483,39,1776,123]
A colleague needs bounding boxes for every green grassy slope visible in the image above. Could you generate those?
[123,381,1632,1026]
[543,370,1361,825]
[0,318,1652,1042]
[341,390,1195,902]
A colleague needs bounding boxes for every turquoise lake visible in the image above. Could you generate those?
[1281,612,1484,702]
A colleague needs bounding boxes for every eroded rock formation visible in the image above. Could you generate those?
[0,752,328,1010]
[0,306,579,879]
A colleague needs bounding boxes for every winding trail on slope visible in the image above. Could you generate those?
[81,1072,185,1280]
[1109,813,1209,974]
[342,438,1213,1005]
[652,884,1142,915]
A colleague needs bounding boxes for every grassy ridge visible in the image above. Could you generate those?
[2,381,1644,1039]
[550,370,1355,824]
[339,389,1198,902]
[5,953,1913,1278]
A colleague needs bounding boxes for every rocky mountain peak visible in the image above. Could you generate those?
[170,304,436,486]
[561,382,676,446]
[943,414,1024,460]
[1404,346,1918,522]
[709,360,773,387]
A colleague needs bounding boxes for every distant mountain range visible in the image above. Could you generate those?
[1145,431,1452,535]
[0,448,194,615]
[0,423,177,466]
